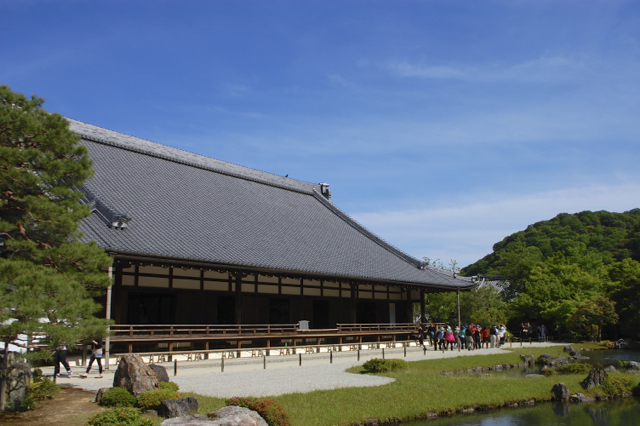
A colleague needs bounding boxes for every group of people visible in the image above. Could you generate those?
[417,323,508,351]
[53,338,104,379]
[521,322,548,342]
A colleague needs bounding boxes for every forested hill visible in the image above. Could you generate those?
[462,209,640,276]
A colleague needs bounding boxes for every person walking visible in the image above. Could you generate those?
[53,342,72,378]
[80,338,103,378]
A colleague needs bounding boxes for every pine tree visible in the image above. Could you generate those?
[0,85,112,409]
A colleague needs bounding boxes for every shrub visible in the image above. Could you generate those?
[100,387,137,408]
[599,340,615,349]
[543,368,557,377]
[85,408,155,426]
[159,381,180,393]
[619,361,630,368]
[22,374,60,410]
[362,358,409,373]
[251,400,292,426]
[555,363,592,375]
[136,389,180,410]
[600,374,635,397]
[226,396,257,409]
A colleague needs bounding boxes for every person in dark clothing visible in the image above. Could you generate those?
[417,326,425,348]
[81,338,103,378]
[53,343,72,378]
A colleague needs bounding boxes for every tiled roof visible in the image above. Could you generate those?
[69,119,475,290]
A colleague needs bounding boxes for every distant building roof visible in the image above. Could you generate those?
[69,119,476,290]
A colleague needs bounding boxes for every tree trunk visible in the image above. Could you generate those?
[0,343,8,411]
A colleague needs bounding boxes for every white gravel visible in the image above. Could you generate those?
[55,342,564,397]
[172,361,395,397]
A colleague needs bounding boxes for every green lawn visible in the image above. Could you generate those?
[185,345,639,426]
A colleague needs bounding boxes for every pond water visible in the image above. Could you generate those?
[491,349,640,377]
[580,349,640,367]
[404,397,640,426]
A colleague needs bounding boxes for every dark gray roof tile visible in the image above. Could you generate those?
[71,120,474,289]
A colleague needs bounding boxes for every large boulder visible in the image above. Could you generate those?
[149,364,170,383]
[563,345,574,353]
[552,383,569,402]
[160,406,268,426]
[582,365,608,390]
[628,361,639,370]
[159,397,199,418]
[113,354,160,396]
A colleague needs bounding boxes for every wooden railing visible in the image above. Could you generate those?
[110,323,300,338]
[336,323,416,333]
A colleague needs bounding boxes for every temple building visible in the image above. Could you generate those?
[69,120,476,354]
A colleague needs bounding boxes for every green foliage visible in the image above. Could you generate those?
[554,363,593,375]
[226,396,257,409]
[0,86,112,403]
[85,408,155,426]
[159,381,179,393]
[600,374,635,396]
[461,209,640,340]
[22,374,60,410]
[251,400,292,426]
[362,358,409,373]
[136,388,180,410]
[543,368,557,377]
[100,387,137,408]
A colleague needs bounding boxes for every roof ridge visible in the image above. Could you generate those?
[67,118,321,195]
[312,189,424,269]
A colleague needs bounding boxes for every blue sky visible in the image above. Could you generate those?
[3,1,640,268]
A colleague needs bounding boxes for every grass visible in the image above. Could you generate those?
[184,345,640,426]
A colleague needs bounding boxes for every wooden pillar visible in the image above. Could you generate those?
[420,288,426,325]
[235,275,242,324]
[350,284,357,323]
[405,287,413,323]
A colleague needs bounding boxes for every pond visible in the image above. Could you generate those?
[491,349,640,377]
[404,397,640,426]
[579,349,640,367]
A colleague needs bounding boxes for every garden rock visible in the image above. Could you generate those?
[536,354,556,365]
[161,406,268,425]
[581,365,608,390]
[628,361,639,370]
[615,339,629,349]
[3,352,32,411]
[570,393,596,404]
[94,387,110,404]
[553,356,569,366]
[149,364,170,383]
[552,383,569,402]
[159,397,199,418]
[113,354,160,396]
[604,365,617,373]
[633,383,640,397]
[563,345,574,353]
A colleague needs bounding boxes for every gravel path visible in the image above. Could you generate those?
[55,342,564,397]
[172,361,394,397]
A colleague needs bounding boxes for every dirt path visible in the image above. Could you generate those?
[0,386,106,426]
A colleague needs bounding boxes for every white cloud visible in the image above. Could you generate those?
[352,182,640,268]
[387,55,590,83]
